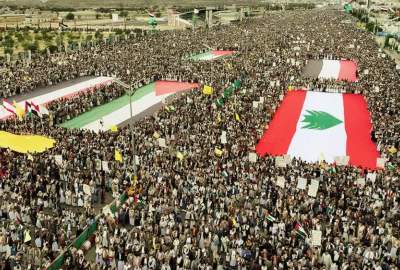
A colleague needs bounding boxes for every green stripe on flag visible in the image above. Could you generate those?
[189,51,215,61]
[60,83,155,129]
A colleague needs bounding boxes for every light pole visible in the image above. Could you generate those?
[128,87,137,178]
[114,78,138,180]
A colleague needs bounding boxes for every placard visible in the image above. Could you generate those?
[356,178,365,187]
[249,152,257,163]
[311,230,322,246]
[158,138,166,148]
[54,155,63,166]
[83,184,91,195]
[275,156,286,168]
[102,161,110,172]
[308,179,319,197]
[334,156,349,166]
[221,131,227,144]
[376,158,386,168]
[276,176,285,188]
[296,177,307,190]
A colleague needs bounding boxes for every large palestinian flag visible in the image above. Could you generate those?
[61,80,199,132]
[256,90,379,169]
[189,50,236,61]
[0,77,112,120]
[303,60,358,82]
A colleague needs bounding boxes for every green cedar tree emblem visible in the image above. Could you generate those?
[301,110,342,130]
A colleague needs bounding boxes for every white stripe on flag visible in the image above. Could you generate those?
[82,91,173,133]
[287,91,346,163]
[318,60,341,80]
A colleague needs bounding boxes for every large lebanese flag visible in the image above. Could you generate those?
[303,60,358,82]
[256,90,379,169]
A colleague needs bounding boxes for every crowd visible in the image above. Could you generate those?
[0,8,399,270]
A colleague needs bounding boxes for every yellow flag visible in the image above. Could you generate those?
[176,151,184,160]
[388,146,397,154]
[288,85,293,91]
[13,100,25,121]
[132,175,138,186]
[24,230,31,243]
[110,125,118,132]
[115,150,122,162]
[214,148,223,157]
[202,85,213,95]
[235,113,240,122]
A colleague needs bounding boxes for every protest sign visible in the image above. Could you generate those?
[297,178,307,190]
[158,138,166,148]
[308,179,319,197]
[311,230,322,246]
[276,176,285,188]
[249,152,257,163]
[275,156,286,168]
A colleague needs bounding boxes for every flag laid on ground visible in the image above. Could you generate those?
[189,50,236,61]
[256,90,379,169]
[294,222,308,238]
[60,80,199,132]
[0,77,112,120]
[302,60,358,82]
[0,131,55,154]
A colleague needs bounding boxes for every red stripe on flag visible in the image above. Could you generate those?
[338,60,358,82]
[211,50,236,57]
[343,94,379,169]
[154,81,199,96]
[256,90,307,157]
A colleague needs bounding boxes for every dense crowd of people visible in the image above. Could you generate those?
[0,8,399,270]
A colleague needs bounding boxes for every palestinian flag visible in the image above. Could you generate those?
[294,223,307,238]
[25,101,40,117]
[256,91,379,169]
[303,60,358,82]
[189,50,236,61]
[61,80,199,132]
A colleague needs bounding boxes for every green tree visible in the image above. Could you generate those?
[119,10,128,18]
[65,12,75,21]
[95,30,103,40]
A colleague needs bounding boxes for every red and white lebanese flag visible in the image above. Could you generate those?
[303,60,358,82]
[256,90,379,169]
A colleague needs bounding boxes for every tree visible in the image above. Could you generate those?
[65,12,75,21]
[119,10,128,18]
[94,30,103,40]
